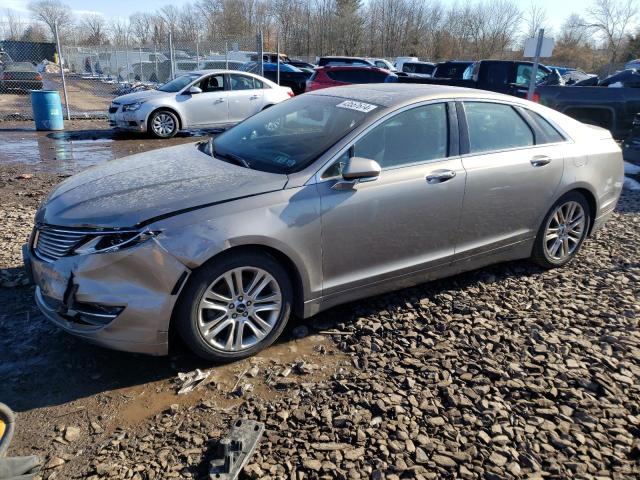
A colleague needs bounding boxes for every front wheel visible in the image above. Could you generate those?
[175,252,293,362]
[531,191,591,269]
[148,109,179,138]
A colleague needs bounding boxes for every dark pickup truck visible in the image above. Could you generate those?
[398,60,552,99]
[537,86,640,139]
[399,59,640,139]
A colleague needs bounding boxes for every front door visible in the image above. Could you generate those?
[318,102,467,298]
[178,73,228,126]
[455,100,564,258]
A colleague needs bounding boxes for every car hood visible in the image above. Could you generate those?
[113,89,167,104]
[37,143,289,228]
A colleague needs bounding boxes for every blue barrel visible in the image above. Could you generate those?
[30,90,64,131]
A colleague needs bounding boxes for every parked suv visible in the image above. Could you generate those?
[306,66,397,91]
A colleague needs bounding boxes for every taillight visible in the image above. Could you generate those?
[287,90,294,97]
[35,74,42,81]
[532,92,540,103]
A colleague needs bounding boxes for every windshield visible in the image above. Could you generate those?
[157,74,200,92]
[210,95,381,174]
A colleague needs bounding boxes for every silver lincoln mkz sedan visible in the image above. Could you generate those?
[25,84,624,361]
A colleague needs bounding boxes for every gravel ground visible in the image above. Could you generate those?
[0,130,638,479]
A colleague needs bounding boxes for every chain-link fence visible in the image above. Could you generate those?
[0,31,263,120]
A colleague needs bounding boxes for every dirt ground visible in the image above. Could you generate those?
[0,120,639,480]
[0,119,347,476]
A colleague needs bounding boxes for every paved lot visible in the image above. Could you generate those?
[0,120,638,479]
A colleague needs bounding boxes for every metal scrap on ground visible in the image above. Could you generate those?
[176,368,211,395]
[209,419,265,480]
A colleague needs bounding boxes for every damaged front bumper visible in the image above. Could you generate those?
[23,236,189,356]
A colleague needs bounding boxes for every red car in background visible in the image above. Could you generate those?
[306,65,398,92]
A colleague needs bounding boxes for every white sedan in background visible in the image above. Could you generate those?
[108,70,294,138]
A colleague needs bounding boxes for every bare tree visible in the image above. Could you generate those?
[129,12,154,45]
[109,18,131,47]
[2,9,26,40]
[523,1,549,38]
[586,0,638,72]
[28,0,74,39]
[159,5,180,37]
[81,13,108,45]
[21,21,48,42]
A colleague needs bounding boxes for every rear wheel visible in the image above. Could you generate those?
[175,252,292,362]
[149,110,178,138]
[531,191,590,269]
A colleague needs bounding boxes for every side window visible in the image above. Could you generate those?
[527,110,566,143]
[464,102,534,153]
[515,64,548,86]
[198,74,224,92]
[253,78,265,89]
[353,103,448,168]
[481,63,509,87]
[229,74,255,90]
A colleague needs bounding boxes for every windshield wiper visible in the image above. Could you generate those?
[212,142,251,169]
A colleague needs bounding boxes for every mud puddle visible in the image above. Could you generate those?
[0,122,219,175]
[117,333,340,427]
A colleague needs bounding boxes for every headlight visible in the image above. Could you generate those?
[122,101,144,112]
[74,230,159,255]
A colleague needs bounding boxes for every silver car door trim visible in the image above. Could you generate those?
[309,98,455,185]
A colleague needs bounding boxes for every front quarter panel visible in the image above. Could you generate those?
[152,185,322,304]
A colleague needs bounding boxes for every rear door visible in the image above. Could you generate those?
[227,73,265,122]
[454,100,565,258]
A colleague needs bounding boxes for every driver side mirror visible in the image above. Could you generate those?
[333,156,381,190]
[188,86,203,95]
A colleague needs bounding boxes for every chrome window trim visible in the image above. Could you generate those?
[457,98,574,158]
[311,98,455,184]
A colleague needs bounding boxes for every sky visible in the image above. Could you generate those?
[4,0,588,34]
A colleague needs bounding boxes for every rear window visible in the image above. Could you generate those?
[327,69,388,83]
[434,64,469,79]
[402,63,434,74]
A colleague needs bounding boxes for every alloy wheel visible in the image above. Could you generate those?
[152,112,175,137]
[543,200,586,261]
[197,267,282,352]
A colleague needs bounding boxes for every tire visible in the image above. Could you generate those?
[175,252,293,362]
[148,109,179,138]
[531,191,591,269]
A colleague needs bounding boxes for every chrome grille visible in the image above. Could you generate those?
[33,226,88,262]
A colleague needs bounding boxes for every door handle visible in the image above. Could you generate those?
[530,155,551,167]
[426,169,456,183]
[214,98,224,104]
[249,95,259,100]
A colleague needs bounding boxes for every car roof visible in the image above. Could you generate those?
[306,83,524,108]
[191,69,261,76]
[319,65,387,71]
[5,62,35,70]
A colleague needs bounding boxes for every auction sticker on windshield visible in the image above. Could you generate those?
[336,100,378,113]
